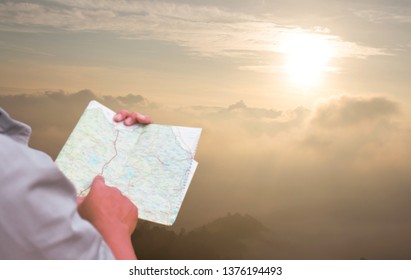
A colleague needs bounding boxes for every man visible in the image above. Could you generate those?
[0,106,151,259]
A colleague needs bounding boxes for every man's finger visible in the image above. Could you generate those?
[130,112,152,124]
[124,116,136,126]
[114,109,129,122]
[77,196,85,205]
[91,175,106,188]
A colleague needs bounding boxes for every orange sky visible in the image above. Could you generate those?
[0,0,410,109]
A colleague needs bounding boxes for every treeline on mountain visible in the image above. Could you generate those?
[131,213,274,259]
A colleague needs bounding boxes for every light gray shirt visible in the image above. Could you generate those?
[0,107,114,259]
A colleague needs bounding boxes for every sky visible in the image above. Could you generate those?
[1,0,411,259]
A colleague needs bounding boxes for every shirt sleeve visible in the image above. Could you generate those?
[0,134,115,260]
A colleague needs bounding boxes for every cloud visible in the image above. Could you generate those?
[0,41,55,56]
[0,89,149,126]
[219,100,283,120]
[237,65,282,74]
[0,89,149,157]
[354,8,411,23]
[304,95,402,159]
[2,90,411,259]
[179,100,310,140]
[0,0,387,60]
[114,93,145,104]
[310,95,399,128]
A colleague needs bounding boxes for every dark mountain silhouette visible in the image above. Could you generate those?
[201,212,269,239]
[131,213,277,259]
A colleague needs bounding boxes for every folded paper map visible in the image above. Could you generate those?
[56,100,201,225]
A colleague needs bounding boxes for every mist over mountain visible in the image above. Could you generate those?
[132,213,276,260]
[3,90,411,259]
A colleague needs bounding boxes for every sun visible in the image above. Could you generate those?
[280,32,335,87]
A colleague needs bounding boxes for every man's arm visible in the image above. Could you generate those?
[0,135,114,259]
[78,176,138,260]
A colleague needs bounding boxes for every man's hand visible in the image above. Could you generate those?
[78,176,138,259]
[113,109,152,125]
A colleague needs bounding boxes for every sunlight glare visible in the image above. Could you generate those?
[281,32,334,88]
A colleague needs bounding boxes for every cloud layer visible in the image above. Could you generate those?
[311,95,399,127]
[2,90,411,259]
[0,0,387,59]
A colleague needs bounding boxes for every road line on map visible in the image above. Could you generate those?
[100,129,120,176]
[173,128,194,159]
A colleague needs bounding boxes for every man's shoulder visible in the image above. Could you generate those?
[0,133,26,160]
[0,133,51,165]
[0,134,57,192]
[0,108,32,145]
